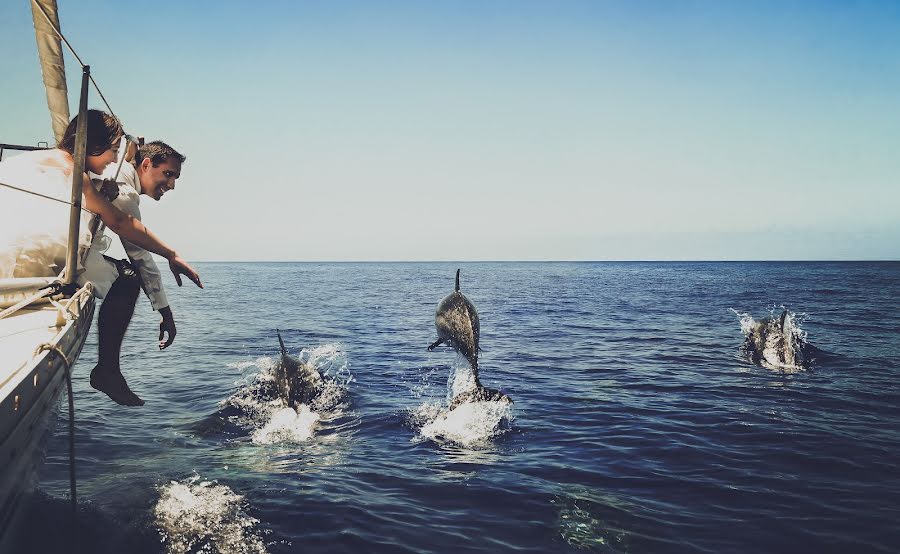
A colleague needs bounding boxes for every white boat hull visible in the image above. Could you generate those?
[0,284,94,552]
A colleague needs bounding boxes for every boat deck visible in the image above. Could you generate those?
[0,305,66,400]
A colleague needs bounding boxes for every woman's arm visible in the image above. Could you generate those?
[82,174,203,288]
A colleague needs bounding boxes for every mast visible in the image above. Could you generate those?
[64,67,89,287]
[31,0,70,143]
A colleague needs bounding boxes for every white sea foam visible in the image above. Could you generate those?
[419,400,513,446]
[154,475,267,554]
[732,306,810,371]
[412,365,512,447]
[731,308,756,335]
[222,344,350,444]
[252,404,320,444]
[447,364,479,402]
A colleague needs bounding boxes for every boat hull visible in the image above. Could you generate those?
[0,285,94,552]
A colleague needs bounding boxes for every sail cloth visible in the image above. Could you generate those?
[31,0,70,143]
[0,150,92,279]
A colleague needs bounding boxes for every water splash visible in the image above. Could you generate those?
[731,306,810,371]
[251,405,320,444]
[154,475,268,554]
[447,363,479,403]
[220,344,350,444]
[411,364,512,448]
[732,306,808,335]
[418,400,513,447]
[731,308,757,336]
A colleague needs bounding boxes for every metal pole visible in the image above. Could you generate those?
[64,65,89,287]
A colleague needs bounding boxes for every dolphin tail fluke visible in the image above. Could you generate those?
[455,268,460,292]
[276,329,287,356]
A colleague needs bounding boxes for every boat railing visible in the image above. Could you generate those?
[0,143,50,162]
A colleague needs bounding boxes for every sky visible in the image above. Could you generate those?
[1,0,898,261]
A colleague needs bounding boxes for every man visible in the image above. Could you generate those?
[81,139,198,406]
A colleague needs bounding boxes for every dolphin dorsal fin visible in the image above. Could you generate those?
[276,329,287,356]
[455,268,460,292]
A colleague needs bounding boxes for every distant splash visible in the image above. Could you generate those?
[731,306,810,371]
[154,475,268,554]
[410,364,513,448]
[222,344,351,445]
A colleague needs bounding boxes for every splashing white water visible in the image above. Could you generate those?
[447,364,479,402]
[252,404,320,444]
[411,365,512,447]
[419,400,513,446]
[222,344,350,444]
[154,475,267,554]
[731,307,810,371]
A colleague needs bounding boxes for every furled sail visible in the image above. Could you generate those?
[31,0,69,143]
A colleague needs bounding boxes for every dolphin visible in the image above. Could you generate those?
[428,269,481,370]
[427,269,511,407]
[275,329,323,408]
[742,311,816,369]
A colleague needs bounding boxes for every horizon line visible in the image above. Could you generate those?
[184,259,900,263]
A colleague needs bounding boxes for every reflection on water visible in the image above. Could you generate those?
[553,490,633,553]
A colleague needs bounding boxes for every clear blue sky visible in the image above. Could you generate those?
[2,1,898,260]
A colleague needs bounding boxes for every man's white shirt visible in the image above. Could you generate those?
[80,157,169,311]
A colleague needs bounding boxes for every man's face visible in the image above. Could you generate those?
[139,157,182,201]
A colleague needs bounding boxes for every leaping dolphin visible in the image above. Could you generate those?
[427,269,511,407]
[742,311,817,369]
[275,329,324,408]
[428,269,480,370]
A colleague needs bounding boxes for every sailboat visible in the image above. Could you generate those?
[0,0,98,548]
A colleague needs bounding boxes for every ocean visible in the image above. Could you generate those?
[14,262,900,553]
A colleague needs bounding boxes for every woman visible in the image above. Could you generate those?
[1,110,200,285]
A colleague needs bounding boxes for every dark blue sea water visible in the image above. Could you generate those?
[14,262,900,553]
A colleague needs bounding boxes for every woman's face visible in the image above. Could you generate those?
[85,139,121,174]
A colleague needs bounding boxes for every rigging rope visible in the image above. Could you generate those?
[34,343,77,518]
[0,283,58,322]
[0,180,97,216]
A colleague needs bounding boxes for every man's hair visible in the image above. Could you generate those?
[58,109,123,156]
[136,141,186,167]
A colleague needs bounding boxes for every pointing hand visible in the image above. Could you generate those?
[168,254,203,289]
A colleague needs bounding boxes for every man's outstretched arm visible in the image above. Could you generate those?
[82,175,203,289]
